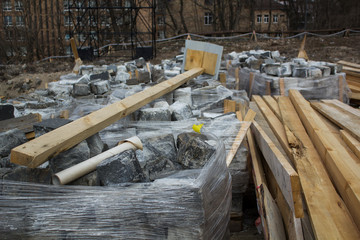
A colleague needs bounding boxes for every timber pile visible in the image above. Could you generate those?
[245,89,360,239]
[338,60,360,101]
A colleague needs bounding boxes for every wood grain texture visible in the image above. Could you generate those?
[311,101,360,142]
[279,95,360,239]
[340,130,360,159]
[251,121,303,218]
[290,89,360,231]
[184,49,204,70]
[263,95,282,120]
[321,99,360,118]
[11,68,204,168]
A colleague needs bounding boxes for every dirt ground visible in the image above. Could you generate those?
[1,35,360,99]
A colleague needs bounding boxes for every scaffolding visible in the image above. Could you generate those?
[65,0,156,60]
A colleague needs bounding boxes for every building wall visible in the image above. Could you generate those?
[254,9,288,33]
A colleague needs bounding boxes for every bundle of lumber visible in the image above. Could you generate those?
[243,90,360,239]
[338,60,360,101]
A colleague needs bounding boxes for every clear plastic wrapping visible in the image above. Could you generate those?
[0,131,231,239]
[237,67,349,102]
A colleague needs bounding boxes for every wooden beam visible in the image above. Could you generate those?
[350,91,360,100]
[338,60,360,69]
[252,95,292,158]
[11,68,204,168]
[340,130,360,159]
[289,89,360,231]
[70,38,79,60]
[311,101,360,142]
[279,78,285,96]
[251,121,303,218]
[0,113,42,133]
[339,75,344,102]
[250,103,304,240]
[224,99,236,113]
[263,95,282,120]
[226,121,252,167]
[278,96,360,239]
[219,72,226,87]
[321,99,360,118]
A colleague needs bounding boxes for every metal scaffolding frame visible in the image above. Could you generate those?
[65,0,156,60]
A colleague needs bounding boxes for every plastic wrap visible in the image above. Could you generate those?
[238,67,350,102]
[0,131,232,239]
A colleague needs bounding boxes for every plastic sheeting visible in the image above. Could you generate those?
[0,132,232,239]
[237,67,349,102]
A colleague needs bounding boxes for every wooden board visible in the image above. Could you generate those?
[279,78,285,96]
[338,60,360,69]
[11,67,204,168]
[0,113,42,133]
[321,99,360,118]
[226,121,252,167]
[263,95,282,120]
[70,38,79,59]
[278,96,360,239]
[184,49,204,71]
[261,184,287,240]
[350,91,360,100]
[252,95,292,159]
[311,101,360,142]
[224,99,236,113]
[251,121,303,218]
[339,75,344,102]
[289,89,360,231]
[251,103,304,240]
[340,130,360,159]
[219,72,226,87]
[202,51,218,75]
[235,67,239,90]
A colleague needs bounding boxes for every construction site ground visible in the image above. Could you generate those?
[1,35,360,99]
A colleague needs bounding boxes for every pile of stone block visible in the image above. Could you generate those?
[224,50,349,101]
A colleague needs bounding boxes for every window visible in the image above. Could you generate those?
[101,16,110,26]
[15,1,23,11]
[5,31,12,40]
[65,32,71,40]
[65,46,72,55]
[273,14,278,23]
[158,30,165,39]
[264,15,269,23]
[256,15,262,23]
[17,32,25,41]
[90,31,98,40]
[204,12,213,25]
[89,0,96,7]
[64,16,72,26]
[89,16,97,26]
[16,16,24,26]
[125,0,131,8]
[64,1,73,11]
[3,1,11,11]
[157,16,164,25]
[4,16,13,26]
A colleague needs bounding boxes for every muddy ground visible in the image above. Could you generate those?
[1,35,360,99]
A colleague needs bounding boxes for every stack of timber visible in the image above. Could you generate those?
[245,89,360,239]
[338,60,360,102]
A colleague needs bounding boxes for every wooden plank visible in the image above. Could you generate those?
[279,78,285,96]
[263,95,282,120]
[343,69,360,78]
[349,84,360,93]
[340,130,360,159]
[252,95,292,158]
[251,121,303,218]
[321,99,360,118]
[343,66,360,74]
[223,99,236,113]
[338,60,360,69]
[347,79,360,88]
[11,67,204,168]
[235,67,239,90]
[219,72,226,87]
[184,49,204,71]
[251,103,304,240]
[265,81,271,95]
[0,113,42,133]
[236,111,243,121]
[202,51,218,75]
[260,184,287,240]
[289,89,360,231]
[278,96,360,239]
[339,75,344,102]
[350,91,360,100]
[70,38,79,59]
[226,121,252,167]
[311,101,360,142]
[249,72,255,97]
